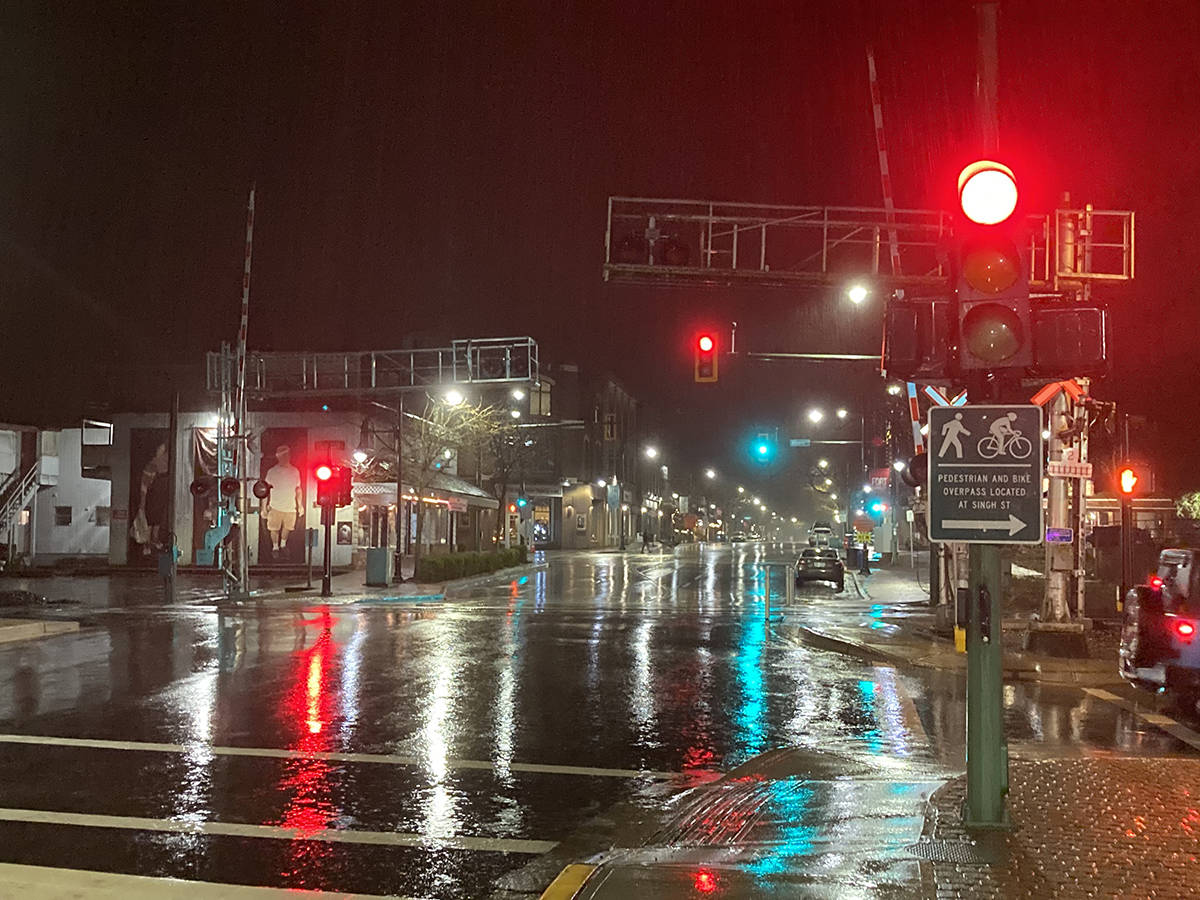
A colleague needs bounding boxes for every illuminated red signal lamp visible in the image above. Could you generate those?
[315,464,334,482]
[1118,466,1139,496]
[693,869,717,893]
[958,160,1018,225]
[1173,619,1196,641]
[694,333,718,383]
[698,334,714,352]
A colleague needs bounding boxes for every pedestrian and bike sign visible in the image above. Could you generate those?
[928,404,1043,544]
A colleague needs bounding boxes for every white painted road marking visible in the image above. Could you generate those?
[0,807,557,854]
[0,733,685,780]
[1083,687,1200,752]
[0,862,415,899]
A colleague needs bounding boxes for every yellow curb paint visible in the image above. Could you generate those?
[539,864,597,900]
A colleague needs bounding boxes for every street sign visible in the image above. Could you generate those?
[789,438,812,447]
[1046,527,1073,543]
[928,404,1043,544]
[1047,460,1092,480]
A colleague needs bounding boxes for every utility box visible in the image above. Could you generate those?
[365,547,391,586]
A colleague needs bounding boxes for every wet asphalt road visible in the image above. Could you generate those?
[0,544,1195,898]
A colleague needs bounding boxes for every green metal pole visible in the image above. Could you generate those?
[965,542,1010,828]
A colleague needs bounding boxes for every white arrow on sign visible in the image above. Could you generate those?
[940,514,1027,536]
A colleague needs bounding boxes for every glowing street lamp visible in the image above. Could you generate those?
[847,284,869,304]
[818,459,829,469]
[807,409,824,424]
[444,388,464,406]
[705,468,716,480]
[836,408,848,420]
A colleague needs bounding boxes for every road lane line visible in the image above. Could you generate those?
[1083,687,1200,752]
[0,862,414,898]
[0,806,557,854]
[0,733,684,780]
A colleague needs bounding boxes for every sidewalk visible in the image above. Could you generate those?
[786,561,1123,686]
[920,757,1200,896]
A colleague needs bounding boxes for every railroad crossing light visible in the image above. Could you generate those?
[252,479,271,500]
[1118,464,1139,496]
[508,503,518,514]
[694,333,718,383]
[954,160,1031,372]
[315,463,335,507]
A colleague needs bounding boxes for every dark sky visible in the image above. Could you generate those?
[3,1,1198,497]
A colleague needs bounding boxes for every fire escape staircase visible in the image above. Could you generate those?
[0,463,41,545]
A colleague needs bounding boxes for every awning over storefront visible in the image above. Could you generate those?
[352,474,499,511]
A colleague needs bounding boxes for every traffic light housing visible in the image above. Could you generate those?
[953,160,1031,372]
[315,463,336,507]
[336,466,353,507]
[694,333,718,383]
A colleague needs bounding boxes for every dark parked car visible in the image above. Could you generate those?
[796,547,845,592]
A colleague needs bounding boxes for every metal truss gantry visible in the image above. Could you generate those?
[603,196,1133,291]
[207,336,539,400]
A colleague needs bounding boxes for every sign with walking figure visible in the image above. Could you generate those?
[928,405,1043,544]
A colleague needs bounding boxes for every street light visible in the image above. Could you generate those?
[818,458,829,469]
[824,478,832,486]
[807,409,824,424]
[863,484,872,493]
[887,383,903,396]
[510,409,521,419]
[352,449,368,464]
[847,284,869,304]
[830,493,838,500]
[836,408,848,420]
[644,446,659,459]
[893,460,906,471]
[705,468,716,480]
[752,496,760,505]
[444,388,464,406]
[737,485,745,494]
[511,388,526,401]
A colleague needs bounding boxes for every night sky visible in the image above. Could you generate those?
[3,1,1198,498]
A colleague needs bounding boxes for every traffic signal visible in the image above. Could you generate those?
[953,160,1032,372]
[900,452,929,488]
[694,333,718,383]
[868,499,888,522]
[751,430,777,463]
[1118,464,1139,496]
[315,463,336,507]
[336,466,353,507]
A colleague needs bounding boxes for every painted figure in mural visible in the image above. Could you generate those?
[136,442,169,555]
[263,444,303,558]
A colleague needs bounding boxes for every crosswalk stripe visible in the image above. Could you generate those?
[0,862,415,899]
[0,807,557,854]
[0,733,683,780]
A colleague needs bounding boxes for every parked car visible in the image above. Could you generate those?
[1120,548,1200,705]
[731,532,747,543]
[795,547,845,592]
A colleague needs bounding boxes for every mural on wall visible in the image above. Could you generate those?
[129,428,169,567]
[257,428,310,565]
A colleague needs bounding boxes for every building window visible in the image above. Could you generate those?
[54,506,72,526]
[94,506,111,526]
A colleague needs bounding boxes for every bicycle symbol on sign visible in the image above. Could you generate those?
[978,428,1032,459]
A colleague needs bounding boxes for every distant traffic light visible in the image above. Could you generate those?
[1118,464,1139,496]
[694,333,718,383]
[954,160,1032,372]
[315,463,336,507]
[868,499,888,522]
[751,430,776,463]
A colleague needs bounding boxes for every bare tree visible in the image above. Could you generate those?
[484,415,543,544]
[403,397,495,569]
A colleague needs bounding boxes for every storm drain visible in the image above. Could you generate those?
[905,839,1001,866]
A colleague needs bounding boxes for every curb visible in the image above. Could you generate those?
[539,864,597,900]
[795,625,1123,685]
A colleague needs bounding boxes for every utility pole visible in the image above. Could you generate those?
[964,0,1009,830]
[1044,390,1072,621]
[163,391,179,604]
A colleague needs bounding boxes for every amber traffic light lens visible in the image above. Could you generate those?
[961,241,1020,294]
[961,303,1024,364]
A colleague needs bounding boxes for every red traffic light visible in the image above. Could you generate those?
[1174,619,1196,640]
[694,333,718,383]
[698,334,714,352]
[958,160,1018,225]
[315,464,334,482]
[1118,465,1139,495]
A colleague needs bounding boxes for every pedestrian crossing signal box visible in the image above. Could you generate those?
[927,404,1043,544]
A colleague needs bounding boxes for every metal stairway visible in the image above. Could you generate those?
[0,463,41,548]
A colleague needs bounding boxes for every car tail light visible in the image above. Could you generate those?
[1173,619,1196,641]
[1149,575,1164,590]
